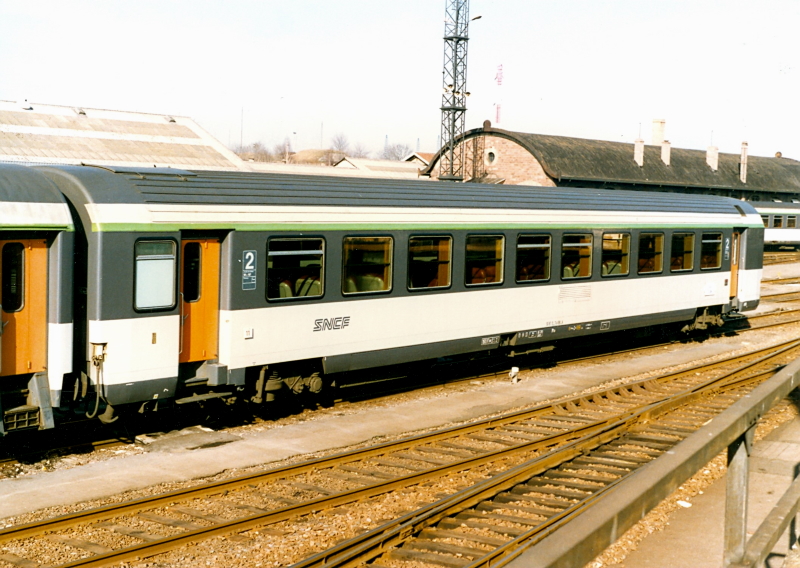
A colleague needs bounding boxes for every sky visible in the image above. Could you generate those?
[1,0,798,159]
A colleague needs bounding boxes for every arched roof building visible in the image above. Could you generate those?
[424,121,800,202]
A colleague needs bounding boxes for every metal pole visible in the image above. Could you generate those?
[724,425,755,566]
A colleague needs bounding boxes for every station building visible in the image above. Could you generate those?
[424,120,800,203]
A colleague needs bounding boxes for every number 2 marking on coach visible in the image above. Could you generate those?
[242,250,257,290]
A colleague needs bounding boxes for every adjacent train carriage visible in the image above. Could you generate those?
[0,164,73,434]
[751,201,800,249]
[1,164,765,430]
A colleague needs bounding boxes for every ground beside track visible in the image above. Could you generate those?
[1,263,798,528]
[589,391,800,568]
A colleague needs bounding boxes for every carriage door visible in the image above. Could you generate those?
[0,240,47,376]
[179,239,220,363]
[729,231,741,299]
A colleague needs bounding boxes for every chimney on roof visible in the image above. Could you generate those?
[706,146,719,171]
[740,141,748,183]
[652,119,665,146]
[661,140,671,166]
[634,138,645,167]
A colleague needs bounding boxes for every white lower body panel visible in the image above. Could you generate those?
[87,315,179,387]
[219,271,736,370]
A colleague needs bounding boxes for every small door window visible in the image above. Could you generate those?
[135,240,176,310]
[2,243,24,313]
[182,242,202,303]
[408,236,451,290]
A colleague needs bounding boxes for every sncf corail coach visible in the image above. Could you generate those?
[751,201,800,249]
[0,163,763,434]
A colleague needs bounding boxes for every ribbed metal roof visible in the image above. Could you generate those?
[426,127,800,195]
[50,165,757,216]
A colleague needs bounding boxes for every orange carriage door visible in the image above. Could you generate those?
[179,239,220,363]
[0,240,47,376]
[730,231,741,299]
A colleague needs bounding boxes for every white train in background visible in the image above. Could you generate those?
[751,202,800,249]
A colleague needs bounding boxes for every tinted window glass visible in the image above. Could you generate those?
[2,243,24,313]
[638,233,664,274]
[561,234,592,279]
[182,242,201,303]
[601,233,629,276]
[342,237,392,294]
[516,235,550,282]
[701,233,723,269]
[466,235,504,286]
[671,233,695,272]
[789,216,797,228]
[267,238,324,299]
[408,236,451,289]
[774,215,784,228]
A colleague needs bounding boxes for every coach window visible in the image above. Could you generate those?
[670,233,695,272]
[700,232,723,269]
[601,233,629,276]
[561,234,592,279]
[2,243,24,312]
[267,238,324,300]
[789,216,797,228]
[638,233,664,274]
[134,240,176,310]
[516,235,550,282]
[761,215,770,227]
[466,235,504,286]
[408,236,451,290]
[342,237,393,294]
[774,215,784,229]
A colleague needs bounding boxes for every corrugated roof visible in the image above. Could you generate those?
[427,127,800,195]
[0,101,249,171]
[510,131,800,192]
[49,165,757,216]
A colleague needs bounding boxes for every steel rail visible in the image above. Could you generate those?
[4,339,799,568]
[291,354,786,568]
[6,335,795,544]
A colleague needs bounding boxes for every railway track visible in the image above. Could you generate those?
[1,338,798,568]
[763,251,800,265]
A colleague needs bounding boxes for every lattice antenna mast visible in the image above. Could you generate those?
[439,0,470,181]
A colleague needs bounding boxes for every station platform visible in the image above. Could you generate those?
[610,410,800,568]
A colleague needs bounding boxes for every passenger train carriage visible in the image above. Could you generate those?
[751,202,800,249]
[0,163,763,434]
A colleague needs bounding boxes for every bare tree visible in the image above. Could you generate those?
[350,143,371,158]
[331,133,350,154]
[381,143,413,161]
[274,138,293,162]
[251,142,273,162]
